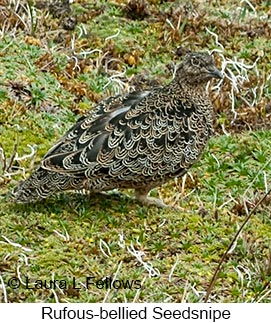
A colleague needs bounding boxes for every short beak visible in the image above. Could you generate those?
[207,66,223,79]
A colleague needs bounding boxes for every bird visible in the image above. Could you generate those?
[12,52,222,207]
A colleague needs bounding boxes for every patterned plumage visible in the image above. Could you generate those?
[13,52,222,207]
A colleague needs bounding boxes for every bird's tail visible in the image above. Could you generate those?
[12,167,84,204]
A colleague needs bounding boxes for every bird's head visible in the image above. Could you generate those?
[176,52,223,85]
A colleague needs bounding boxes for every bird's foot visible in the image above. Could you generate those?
[139,196,168,208]
[135,189,180,209]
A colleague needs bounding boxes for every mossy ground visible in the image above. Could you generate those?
[0,0,270,303]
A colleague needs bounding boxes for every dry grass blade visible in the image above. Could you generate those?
[5,141,17,173]
[204,187,271,302]
[0,273,8,303]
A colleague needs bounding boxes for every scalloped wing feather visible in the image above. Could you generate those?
[41,87,209,185]
[41,90,151,174]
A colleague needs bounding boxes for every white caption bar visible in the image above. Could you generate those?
[0,303,269,323]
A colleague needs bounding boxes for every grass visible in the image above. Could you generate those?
[0,0,271,303]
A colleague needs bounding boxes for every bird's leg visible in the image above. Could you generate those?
[134,187,167,208]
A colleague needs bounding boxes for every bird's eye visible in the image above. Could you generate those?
[191,57,202,67]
